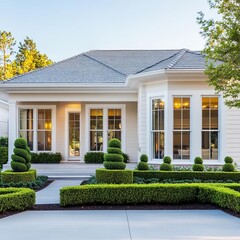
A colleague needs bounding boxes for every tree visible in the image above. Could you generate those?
[0,31,16,80]
[15,37,53,74]
[197,0,240,107]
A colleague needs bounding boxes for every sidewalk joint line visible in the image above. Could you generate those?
[125,210,133,240]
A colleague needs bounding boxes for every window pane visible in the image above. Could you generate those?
[182,110,190,129]
[182,132,190,159]
[173,131,190,160]
[211,132,218,160]
[45,131,51,151]
[19,109,33,130]
[202,131,210,159]
[152,132,164,159]
[90,131,103,151]
[173,131,181,159]
[211,109,218,129]
[202,110,209,129]
[108,131,121,141]
[19,131,33,151]
[174,110,181,129]
[69,113,80,157]
[37,131,44,151]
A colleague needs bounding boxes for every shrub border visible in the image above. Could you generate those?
[60,183,240,213]
[0,188,35,212]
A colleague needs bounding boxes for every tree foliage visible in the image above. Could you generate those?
[0,32,53,81]
[0,31,16,80]
[197,0,240,108]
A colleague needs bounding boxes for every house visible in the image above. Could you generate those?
[0,49,239,165]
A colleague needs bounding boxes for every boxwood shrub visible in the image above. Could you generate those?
[1,169,37,184]
[96,168,133,184]
[0,188,35,212]
[0,146,8,165]
[31,152,62,164]
[84,152,104,164]
[133,170,240,182]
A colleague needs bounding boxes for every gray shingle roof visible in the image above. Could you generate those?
[2,49,206,84]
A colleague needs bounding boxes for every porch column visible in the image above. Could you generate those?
[8,101,17,161]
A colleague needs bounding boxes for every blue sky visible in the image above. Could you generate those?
[0,0,217,62]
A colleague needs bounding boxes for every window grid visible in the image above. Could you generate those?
[108,109,122,141]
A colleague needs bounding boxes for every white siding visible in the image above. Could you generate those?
[0,102,8,137]
[225,107,240,164]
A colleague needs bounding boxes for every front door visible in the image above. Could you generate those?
[68,112,80,160]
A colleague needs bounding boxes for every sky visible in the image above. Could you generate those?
[0,0,218,62]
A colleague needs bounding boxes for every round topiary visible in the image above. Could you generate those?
[11,138,31,172]
[222,163,235,172]
[140,154,148,162]
[194,157,203,164]
[137,161,149,170]
[108,138,121,148]
[104,138,126,170]
[163,156,172,164]
[160,163,173,171]
[192,164,204,171]
[224,156,233,164]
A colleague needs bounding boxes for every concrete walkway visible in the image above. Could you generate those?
[0,210,240,240]
[36,180,82,204]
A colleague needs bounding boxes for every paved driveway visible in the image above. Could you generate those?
[0,210,240,240]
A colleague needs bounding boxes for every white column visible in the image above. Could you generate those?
[8,101,17,162]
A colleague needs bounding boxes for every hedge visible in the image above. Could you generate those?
[31,152,62,164]
[0,188,35,212]
[60,183,198,206]
[133,170,240,182]
[1,169,37,184]
[84,152,104,164]
[96,168,133,184]
[60,183,240,213]
[0,147,8,165]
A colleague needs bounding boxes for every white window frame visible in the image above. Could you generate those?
[17,105,56,153]
[85,104,126,153]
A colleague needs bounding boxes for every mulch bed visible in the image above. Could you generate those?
[1,203,240,219]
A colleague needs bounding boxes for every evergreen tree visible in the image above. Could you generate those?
[0,31,16,80]
[197,0,240,108]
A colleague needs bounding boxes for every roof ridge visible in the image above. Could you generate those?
[135,51,182,74]
[83,53,126,76]
[166,49,188,69]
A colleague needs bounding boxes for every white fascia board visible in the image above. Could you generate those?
[126,69,167,88]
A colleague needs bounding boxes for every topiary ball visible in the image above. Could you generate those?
[137,161,149,170]
[140,154,148,162]
[194,157,203,164]
[224,156,233,164]
[192,164,204,171]
[160,163,173,171]
[222,163,235,172]
[108,138,121,148]
[163,156,171,164]
[103,161,126,170]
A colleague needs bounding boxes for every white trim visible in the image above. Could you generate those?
[17,105,56,153]
[64,108,81,161]
[85,104,126,153]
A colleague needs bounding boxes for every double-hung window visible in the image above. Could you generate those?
[202,97,219,160]
[173,97,190,160]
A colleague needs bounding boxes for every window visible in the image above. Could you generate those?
[108,109,121,141]
[90,109,103,151]
[19,109,34,150]
[18,107,54,152]
[87,105,125,152]
[152,99,164,159]
[173,97,190,159]
[202,97,218,160]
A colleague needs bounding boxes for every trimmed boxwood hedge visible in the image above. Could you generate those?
[31,152,62,164]
[84,152,104,164]
[1,169,37,184]
[96,168,133,184]
[133,170,240,182]
[60,183,240,213]
[60,183,198,206]
[0,188,35,212]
